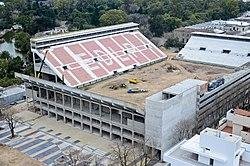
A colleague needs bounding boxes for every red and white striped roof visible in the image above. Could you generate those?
[39,31,167,87]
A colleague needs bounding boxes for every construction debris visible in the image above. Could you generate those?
[109,83,127,90]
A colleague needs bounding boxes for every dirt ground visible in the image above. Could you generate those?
[86,48,233,109]
[0,144,43,166]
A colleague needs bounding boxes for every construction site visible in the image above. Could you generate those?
[16,23,250,158]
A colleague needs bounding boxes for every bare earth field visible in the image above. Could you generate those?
[87,48,233,109]
[0,144,43,166]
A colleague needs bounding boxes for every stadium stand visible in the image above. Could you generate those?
[35,25,166,87]
[177,32,250,68]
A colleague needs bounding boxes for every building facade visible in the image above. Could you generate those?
[163,128,250,166]
[219,109,250,144]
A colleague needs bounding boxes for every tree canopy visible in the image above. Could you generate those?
[0,51,24,87]
[100,9,128,26]
[1,0,248,37]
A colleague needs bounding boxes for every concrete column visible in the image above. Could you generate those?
[98,104,101,117]
[71,96,73,108]
[109,107,111,121]
[80,99,83,111]
[62,93,65,106]
[33,52,36,77]
[38,87,41,98]
[88,102,91,113]
[46,89,48,100]
[55,92,57,103]
[63,109,66,123]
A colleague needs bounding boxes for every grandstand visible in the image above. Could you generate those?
[177,32,250,68]
[32,23,166,87]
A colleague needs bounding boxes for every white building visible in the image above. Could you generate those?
[219,109,250,144]
[173,19,250,44]
[163,128,250,166]
[177,32,250,68]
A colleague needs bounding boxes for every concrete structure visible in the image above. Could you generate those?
[145,79,207,154]
[16,23,250,159]
[178,32,250,68]
[173,20,250,44]
[34,26,68,38]
[163,128,250,166]
[235,12,250,23]
[0,85,26,107]
[219,109,250,144]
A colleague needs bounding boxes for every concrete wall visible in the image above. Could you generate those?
[197,69,250,132]
[145,86,198,158]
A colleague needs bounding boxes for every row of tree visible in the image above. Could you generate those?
[1,0,250,37]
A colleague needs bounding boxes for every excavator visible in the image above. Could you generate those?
[128,78,139,84]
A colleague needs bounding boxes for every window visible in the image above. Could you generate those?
[222,49,231,54]
[247,53,250,57]
[63,65,68,70]
[209,158,214,165]
[162,92,176,100]
[199,47,206,51]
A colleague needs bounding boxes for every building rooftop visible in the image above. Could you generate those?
[0,85,25,98]
[201,128,241,143]
[164,128,250,166]
[85,58,232,109]
[163,79,207,95]
[178,32,250,68]
[185,20,250,30]
[31,22,139,42]
[234,108,250,117]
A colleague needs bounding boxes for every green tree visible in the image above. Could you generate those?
[0,51,11,60]
[14,32,30,55]
[163,14,182,32]
[8,57,23,77]
[68,9,92,30]
[0,59,9,78]
[99,9,128,26]
[149,15,166,37]
[53,0,77,20]
[221,0,240,19]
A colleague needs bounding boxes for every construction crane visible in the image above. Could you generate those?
[37,50,49,78]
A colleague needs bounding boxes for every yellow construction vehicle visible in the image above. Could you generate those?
[128,78,139,84]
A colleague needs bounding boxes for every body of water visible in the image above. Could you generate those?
[0,41,24,59]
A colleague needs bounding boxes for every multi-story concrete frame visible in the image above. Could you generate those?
[17,23,250,159]
[22,73,145,144]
